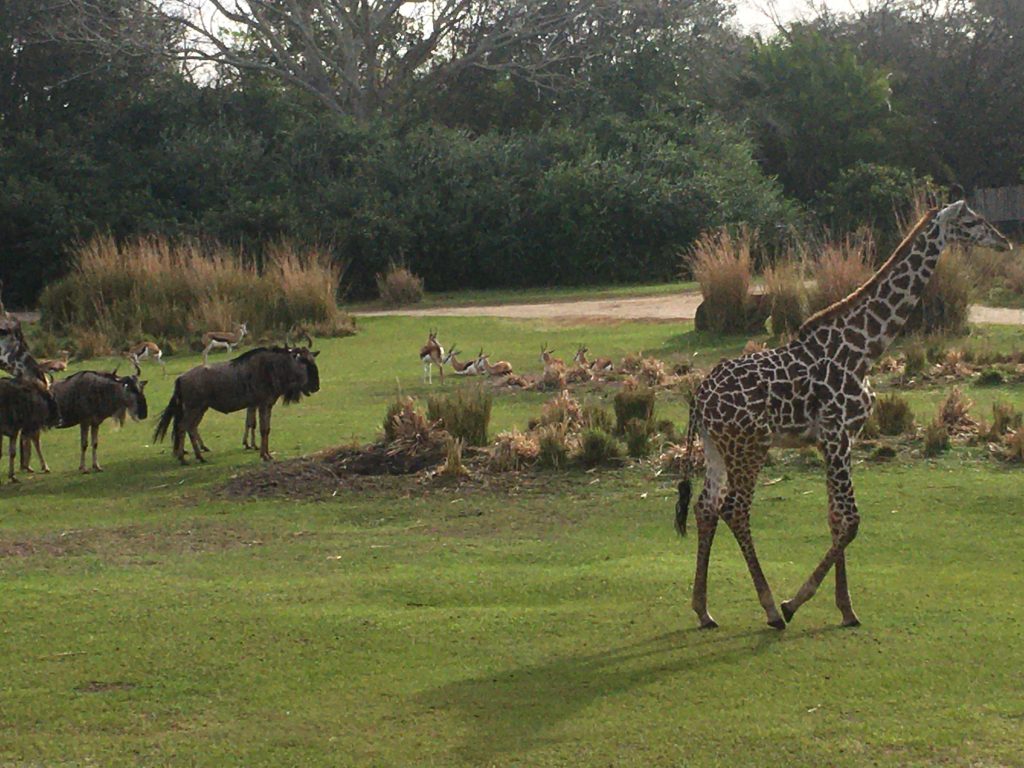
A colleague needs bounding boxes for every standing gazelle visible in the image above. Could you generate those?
[202,322,248,365]
[419,330,447,384]
[128,340,166,375]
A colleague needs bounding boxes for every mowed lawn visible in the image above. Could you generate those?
[2,316,1024,767]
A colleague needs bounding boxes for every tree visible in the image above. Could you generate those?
[62,0,681,120]
[742,27,897,201]
[810,0,1024,188]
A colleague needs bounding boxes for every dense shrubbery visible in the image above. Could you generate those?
[39,235,353,353]
[1,81,797,306]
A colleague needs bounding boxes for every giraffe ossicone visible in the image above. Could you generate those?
[675,200,1011,629]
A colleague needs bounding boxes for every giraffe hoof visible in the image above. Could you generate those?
[781,601,797,623]
[768,618,787,630]
[699,618,719,630]
[842,617,861,628]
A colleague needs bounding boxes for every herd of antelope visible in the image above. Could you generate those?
[0,299,320,483]
[419,329,613,383]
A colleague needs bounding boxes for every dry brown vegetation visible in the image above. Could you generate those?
[687,227,754,333]
[809,229,875,312]
[375,263,425,306]
[40,236,354,355]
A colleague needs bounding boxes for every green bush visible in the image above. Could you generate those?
[614,385,656,434]
[578,428,623,468]
[923,420,950,457]
[427,387,492,446]
[581,404,615,433]
[978,368,1005,386]
[537,424,569,470]
[624,419,653,459]
[873,393,915,435]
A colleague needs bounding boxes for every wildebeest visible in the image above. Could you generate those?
[0,377,60,483]
[154,346,320,463]
[23,371,149,474]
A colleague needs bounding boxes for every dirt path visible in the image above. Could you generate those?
[358,290,1024,325]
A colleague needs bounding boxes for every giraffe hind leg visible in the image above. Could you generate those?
[719,437,784,629]
[691,434,727,629]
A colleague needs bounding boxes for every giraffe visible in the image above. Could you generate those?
[675,200,1012,630]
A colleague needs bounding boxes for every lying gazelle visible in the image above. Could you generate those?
[419,329,448,384]
[127,340,166,375]
[202,322,248,365]
[37,350,70,377]
[573,345,614,373]
[446,346,479,376]
[474,348,513,377]
[539,343,564,373]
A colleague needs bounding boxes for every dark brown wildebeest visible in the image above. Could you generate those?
[154,346,320,463]
[0,377,60,483]
[22,371,149,474]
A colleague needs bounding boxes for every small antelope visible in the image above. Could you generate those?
[573,345,613,373]
[474,348,513,377]
[37,350,70,377]
[127,340,166,375]
[202,322,248,365]
[446,346,478,376]
[419,329,447,384]
[539,343,564,372]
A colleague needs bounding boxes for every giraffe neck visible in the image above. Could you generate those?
[798,215,946,377]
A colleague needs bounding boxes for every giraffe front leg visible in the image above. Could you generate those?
[724,505,785,630]
[834,552,860,627]
[781,432,861,625]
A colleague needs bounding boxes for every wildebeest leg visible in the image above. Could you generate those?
[19,433,34,473]
[90,423,103,472]
[258,403,272,461]
[183,407,207,463]
[243,407,256,449]
[24,432,49,473]
[8,433,19,482]
[79,424,90,473]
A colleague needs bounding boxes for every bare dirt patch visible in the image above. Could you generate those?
[0,520,262,561]
[356,290,1024,325]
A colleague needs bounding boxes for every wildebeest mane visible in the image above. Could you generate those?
[231,346,292,365]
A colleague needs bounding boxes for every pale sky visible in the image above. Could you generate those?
[733,0,876,31]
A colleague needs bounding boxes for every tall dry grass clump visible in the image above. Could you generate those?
[39,235,354,354]
[427,387,492,446]
[687,227,754,333]
[763,258,808,336]
[905,246,971,336]
[809,229,875,312]
[375,263,425,306]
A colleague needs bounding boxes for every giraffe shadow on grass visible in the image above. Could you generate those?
[419,623,843,764]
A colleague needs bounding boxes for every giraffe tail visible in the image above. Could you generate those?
[674,399,700,537]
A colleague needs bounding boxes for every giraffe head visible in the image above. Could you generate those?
[936,200,1011,251]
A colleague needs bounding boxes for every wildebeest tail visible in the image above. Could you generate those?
[153,379,182,442]
[674,399,700,537]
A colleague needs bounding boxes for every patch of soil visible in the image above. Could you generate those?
[0,520,262,560]
[75,681,137,693]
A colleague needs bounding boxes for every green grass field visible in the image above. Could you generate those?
[3,316,1024,767]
